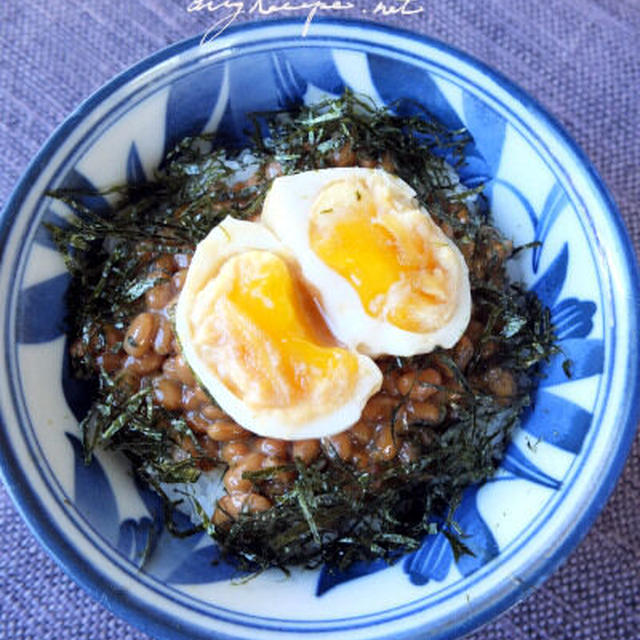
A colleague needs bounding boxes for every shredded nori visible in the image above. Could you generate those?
[49,91,558,573]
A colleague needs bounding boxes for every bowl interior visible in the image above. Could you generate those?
[1,19,637,640]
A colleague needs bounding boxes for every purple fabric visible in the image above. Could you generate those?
[1,1,638,638]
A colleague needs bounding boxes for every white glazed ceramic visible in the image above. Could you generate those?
[1,19,638,640]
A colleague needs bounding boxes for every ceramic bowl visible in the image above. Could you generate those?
[1,19,638,640]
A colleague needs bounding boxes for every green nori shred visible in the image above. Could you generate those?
[77,369,214,484]
[49,91,558,573]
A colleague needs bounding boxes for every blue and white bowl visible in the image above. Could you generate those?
[1,19,638,640]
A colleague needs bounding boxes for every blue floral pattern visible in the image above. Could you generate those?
[12,37,605,603]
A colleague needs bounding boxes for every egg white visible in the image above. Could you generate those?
[175,216,382,440]
[261,167,472,358]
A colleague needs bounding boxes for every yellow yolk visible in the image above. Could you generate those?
[188,250,361,413]
[308,178,451,333]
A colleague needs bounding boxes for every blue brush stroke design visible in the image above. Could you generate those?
[454,488,500,578]
[271,52,308,107]
[542,338,604,386]
[369,53,474,176]
[67,433,120,544]
[34,168,111,251]
[316,557,391,597]
[552,298,596,339]
[281,49,343,96]
[138,510,250,585]
[404,486,499,585]
[456,156,492,190]
[500,443,561,489]
[521,390,592,454]
[58,168,112,215]
[532,183,569,273]
[20,270,98,425]
[532,243,568,307]
[16,272,70,344]
[211,54,310,147]
[461,92,507,182]
[316,487,500,594]
[35,166,111,248]
[165,542,248,584]
[114,474,166,568]
[531,243,597,339]
[132,471,166,523]
[404,527,452,585]
[369,54,465,132]
[33,208,68,250]
[493,178,539,229]
[517,337,603,455]
[126,473,245,584]
[162,61,228,158]
[369,54,506,191]
[126,142,147,186]
[117,517,158,568]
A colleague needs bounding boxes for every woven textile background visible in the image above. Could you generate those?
[1,1,638,638]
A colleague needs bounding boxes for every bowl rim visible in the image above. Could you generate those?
[1,16,639,640]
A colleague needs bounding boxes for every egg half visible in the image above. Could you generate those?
[261,167,471,357]
[175,216,382,440]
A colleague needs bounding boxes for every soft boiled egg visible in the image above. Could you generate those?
[175,216,382,440]
[261,167,471,357]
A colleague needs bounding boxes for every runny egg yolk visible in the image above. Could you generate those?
[188,249,361,413]
[308,177,452,334]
